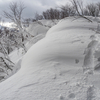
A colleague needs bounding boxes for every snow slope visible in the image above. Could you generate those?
[0,17,100,100]
[25,20,58,49]
[26,21,49,36]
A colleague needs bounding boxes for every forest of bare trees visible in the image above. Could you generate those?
[35,0,100,20]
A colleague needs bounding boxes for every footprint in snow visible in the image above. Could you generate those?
[75,59,79,64]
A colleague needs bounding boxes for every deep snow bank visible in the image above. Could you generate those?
[0,17,100,100]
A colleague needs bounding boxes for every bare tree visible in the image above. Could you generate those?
[86,3,99,17]
[43,8,60,20]
[70,0,92,22]
[35,13,43,20]
[3,2,29,52]
[97,2,100,16]
[60,4,76,18]
[54,9,60,19]
[3,2,25,30]
[3,2,24,40]
[43,12,47,19]
[83,8,89,16]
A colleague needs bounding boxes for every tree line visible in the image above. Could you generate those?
[35,0,100,20]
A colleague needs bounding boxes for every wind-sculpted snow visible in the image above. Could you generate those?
[0,17,100,100]
[26,21,49,36]
[83,38,99,74]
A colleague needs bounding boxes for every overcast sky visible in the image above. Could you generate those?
[0,0,100,21]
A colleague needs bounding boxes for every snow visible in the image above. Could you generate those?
[26,21,49,36]
[9,48,25,64]
[39,19,59,27]
[25,20,58,49]
[0,17,100,100]
[25,34,45,50]
[26,20,59,37]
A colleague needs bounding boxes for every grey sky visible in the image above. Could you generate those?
[0,0,100,20]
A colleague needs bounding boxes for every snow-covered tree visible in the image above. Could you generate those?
[3,2,30,52]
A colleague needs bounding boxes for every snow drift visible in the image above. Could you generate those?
[25,20,58,50]
[0,17,100,100]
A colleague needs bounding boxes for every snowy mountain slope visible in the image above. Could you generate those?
[0,17,100,100]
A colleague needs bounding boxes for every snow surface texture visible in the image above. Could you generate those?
[0,17,100,100]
